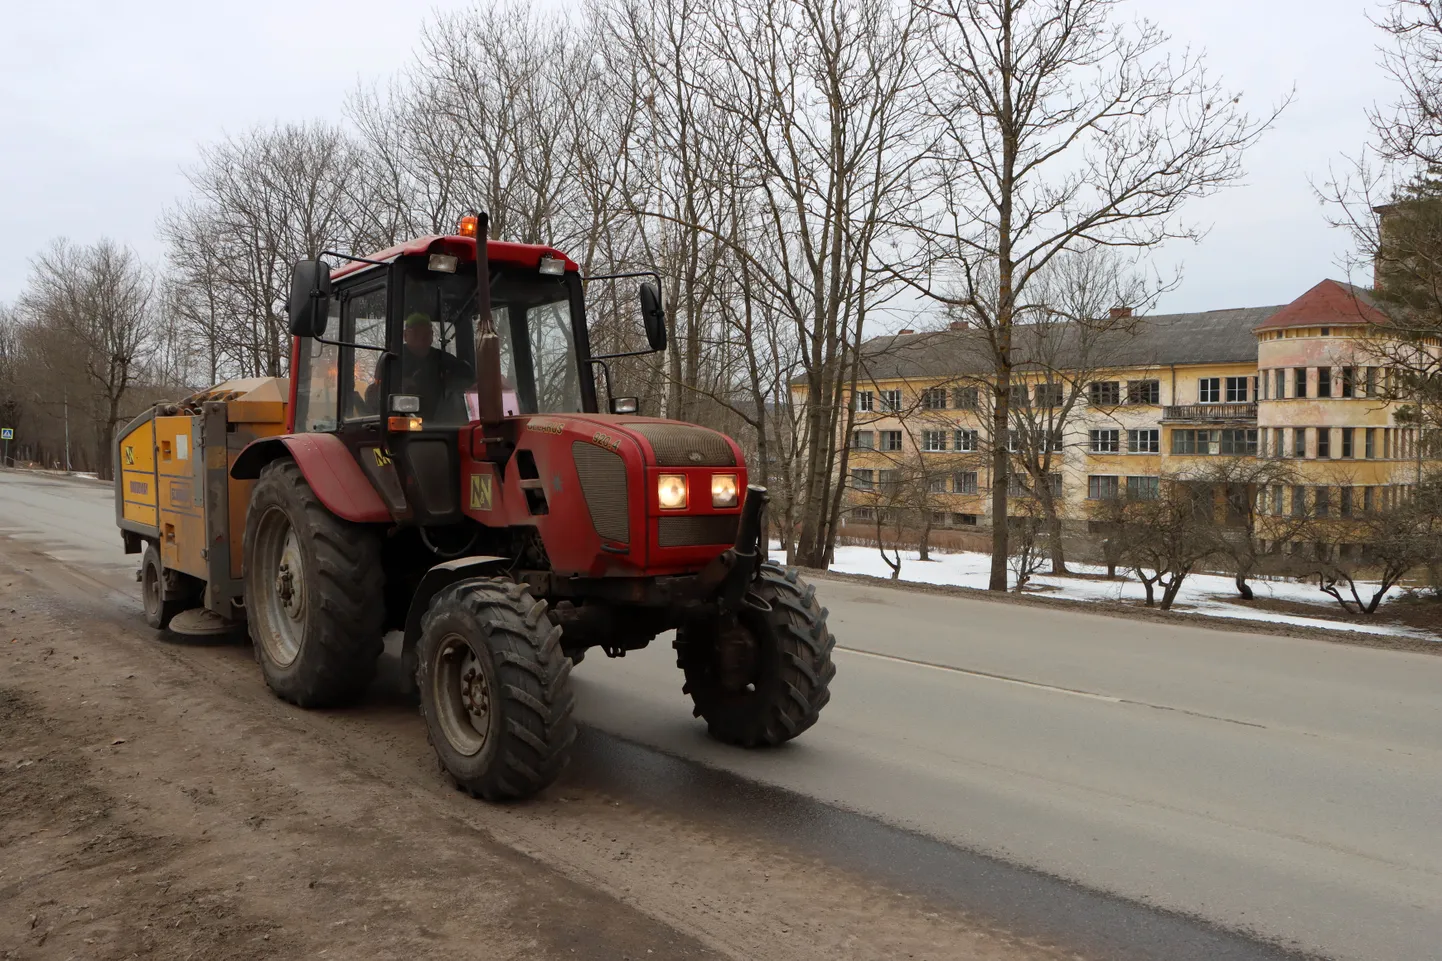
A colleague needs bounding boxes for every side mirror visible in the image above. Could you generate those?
[639,282,667,352]
[287,260,332,337]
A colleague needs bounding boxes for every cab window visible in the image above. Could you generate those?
[344,284,387,420]
[293,297,343,433]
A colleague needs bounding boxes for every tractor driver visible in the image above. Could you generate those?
[396,312,473,421]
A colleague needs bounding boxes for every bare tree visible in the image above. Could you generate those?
[18,239,156,479]
[1092,479,1218,610]
[1177,457,1313,600]
[895,0,1284,590]
[1305,478,1442,614]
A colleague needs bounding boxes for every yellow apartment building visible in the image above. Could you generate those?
[836,280,1439,532]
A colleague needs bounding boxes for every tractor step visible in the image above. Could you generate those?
[167,607,238,637]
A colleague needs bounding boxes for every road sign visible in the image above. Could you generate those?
[0,428,12,440]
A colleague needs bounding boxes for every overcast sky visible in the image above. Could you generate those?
[0,0,1399,318]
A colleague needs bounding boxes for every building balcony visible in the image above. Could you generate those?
[1162,402,1258,424]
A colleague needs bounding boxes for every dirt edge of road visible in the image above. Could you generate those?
[798,566,1442,655]
[0,541,1077,961]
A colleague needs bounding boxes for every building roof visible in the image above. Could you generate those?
[1252,279,1390,331]
[847,303,1283,383]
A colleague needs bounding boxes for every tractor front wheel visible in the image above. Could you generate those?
[675,563,836,747]
[417,578,576,801]
[243,459,385,708]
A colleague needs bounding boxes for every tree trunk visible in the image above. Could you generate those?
[1234,571,1254,600]
[989,379,1010,590]
[918,517,932,561]
[1045,505,1068,574]
[1159,573,1187,610]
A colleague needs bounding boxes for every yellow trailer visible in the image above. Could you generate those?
[114,377,289,631]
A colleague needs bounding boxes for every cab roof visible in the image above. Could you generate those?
[330,234,581,281]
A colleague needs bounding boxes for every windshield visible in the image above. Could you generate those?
[401,263,584,424]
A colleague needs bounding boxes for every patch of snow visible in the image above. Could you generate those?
[787,542,1435,641]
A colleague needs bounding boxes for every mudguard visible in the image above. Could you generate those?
[400,555,513,688]
[230,434,390,524]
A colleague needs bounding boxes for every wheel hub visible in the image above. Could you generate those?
[433,635,491,757]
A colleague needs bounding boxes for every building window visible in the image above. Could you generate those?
[1317,428,1331,458]
[1199,377,1221,403]
[1046,430,1064,451]
[1172,429,1218,455]
[881,430,903,451]
[1274,368,1285,400]
[1291,485,1306,517]
[1089,381,1120,406]
[1271,484,1283,515]
[954,429,978,452]
[1044,473,1063,497]
[851,506,875,522]
[880,389,902,411]
[878,469,900,493]
[850,468,874,490]
[953,471,978,494]
[1126,379,1160,405]
[922,430,947,452]
[1088,475,1120,500]
[1219,428,1259,455]
[1341,367,1355,398]
[1293,427,1307,458]
[1128,428,1160,453]
[1365,427,1375,459]
[1315,486,1330,518]
[1340,486,1354,517]
[922,388,948,410]
[1009,384,1030,408]
[851,430,874,450]
[1005,429,1019,453]
[952,512,978,526]
[1273,427,1284,458]
[1126,475,1159,500]
[1008,472,1030,495]
[854,390,874,411]
[953,386,978,409]
[1225,376,1249,402]
[1365,367,1377,397]
[1294,367,1307,398]
[1341,427,1354,459]
[1363,486,1375,512]
[1090,429,1120,453]
[928,475,947,493]
[1318,367,1332,398]
[1035,382,1063,407]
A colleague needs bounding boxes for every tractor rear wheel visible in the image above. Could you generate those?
[675,563,836,747]
[417,578,575,801]
[141,541,198,631]
[243,459,385,708]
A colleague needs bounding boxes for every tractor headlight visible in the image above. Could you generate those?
[657,473,688,510]
[711,473,738,508]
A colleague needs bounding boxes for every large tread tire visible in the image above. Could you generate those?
[141,542,196,631]
[417,578,575,801]
[243,458,385,708]
[676,563,836,747]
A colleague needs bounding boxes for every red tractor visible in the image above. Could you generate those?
[224,214,835,800]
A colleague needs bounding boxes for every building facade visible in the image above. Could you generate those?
[835,280,1438,532]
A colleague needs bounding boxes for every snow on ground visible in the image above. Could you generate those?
[800,542,1436,640]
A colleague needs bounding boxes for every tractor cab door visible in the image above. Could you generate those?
[291,273,412,520]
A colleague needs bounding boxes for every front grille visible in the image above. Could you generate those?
[658,515,739,548]
[572,442,629,544]
[626,423,736,467]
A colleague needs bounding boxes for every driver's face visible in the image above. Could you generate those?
[404,322,434,354]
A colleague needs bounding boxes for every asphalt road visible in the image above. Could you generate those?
[2,469,1438,961]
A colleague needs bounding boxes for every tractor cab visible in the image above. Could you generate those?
[281,222,664,528]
